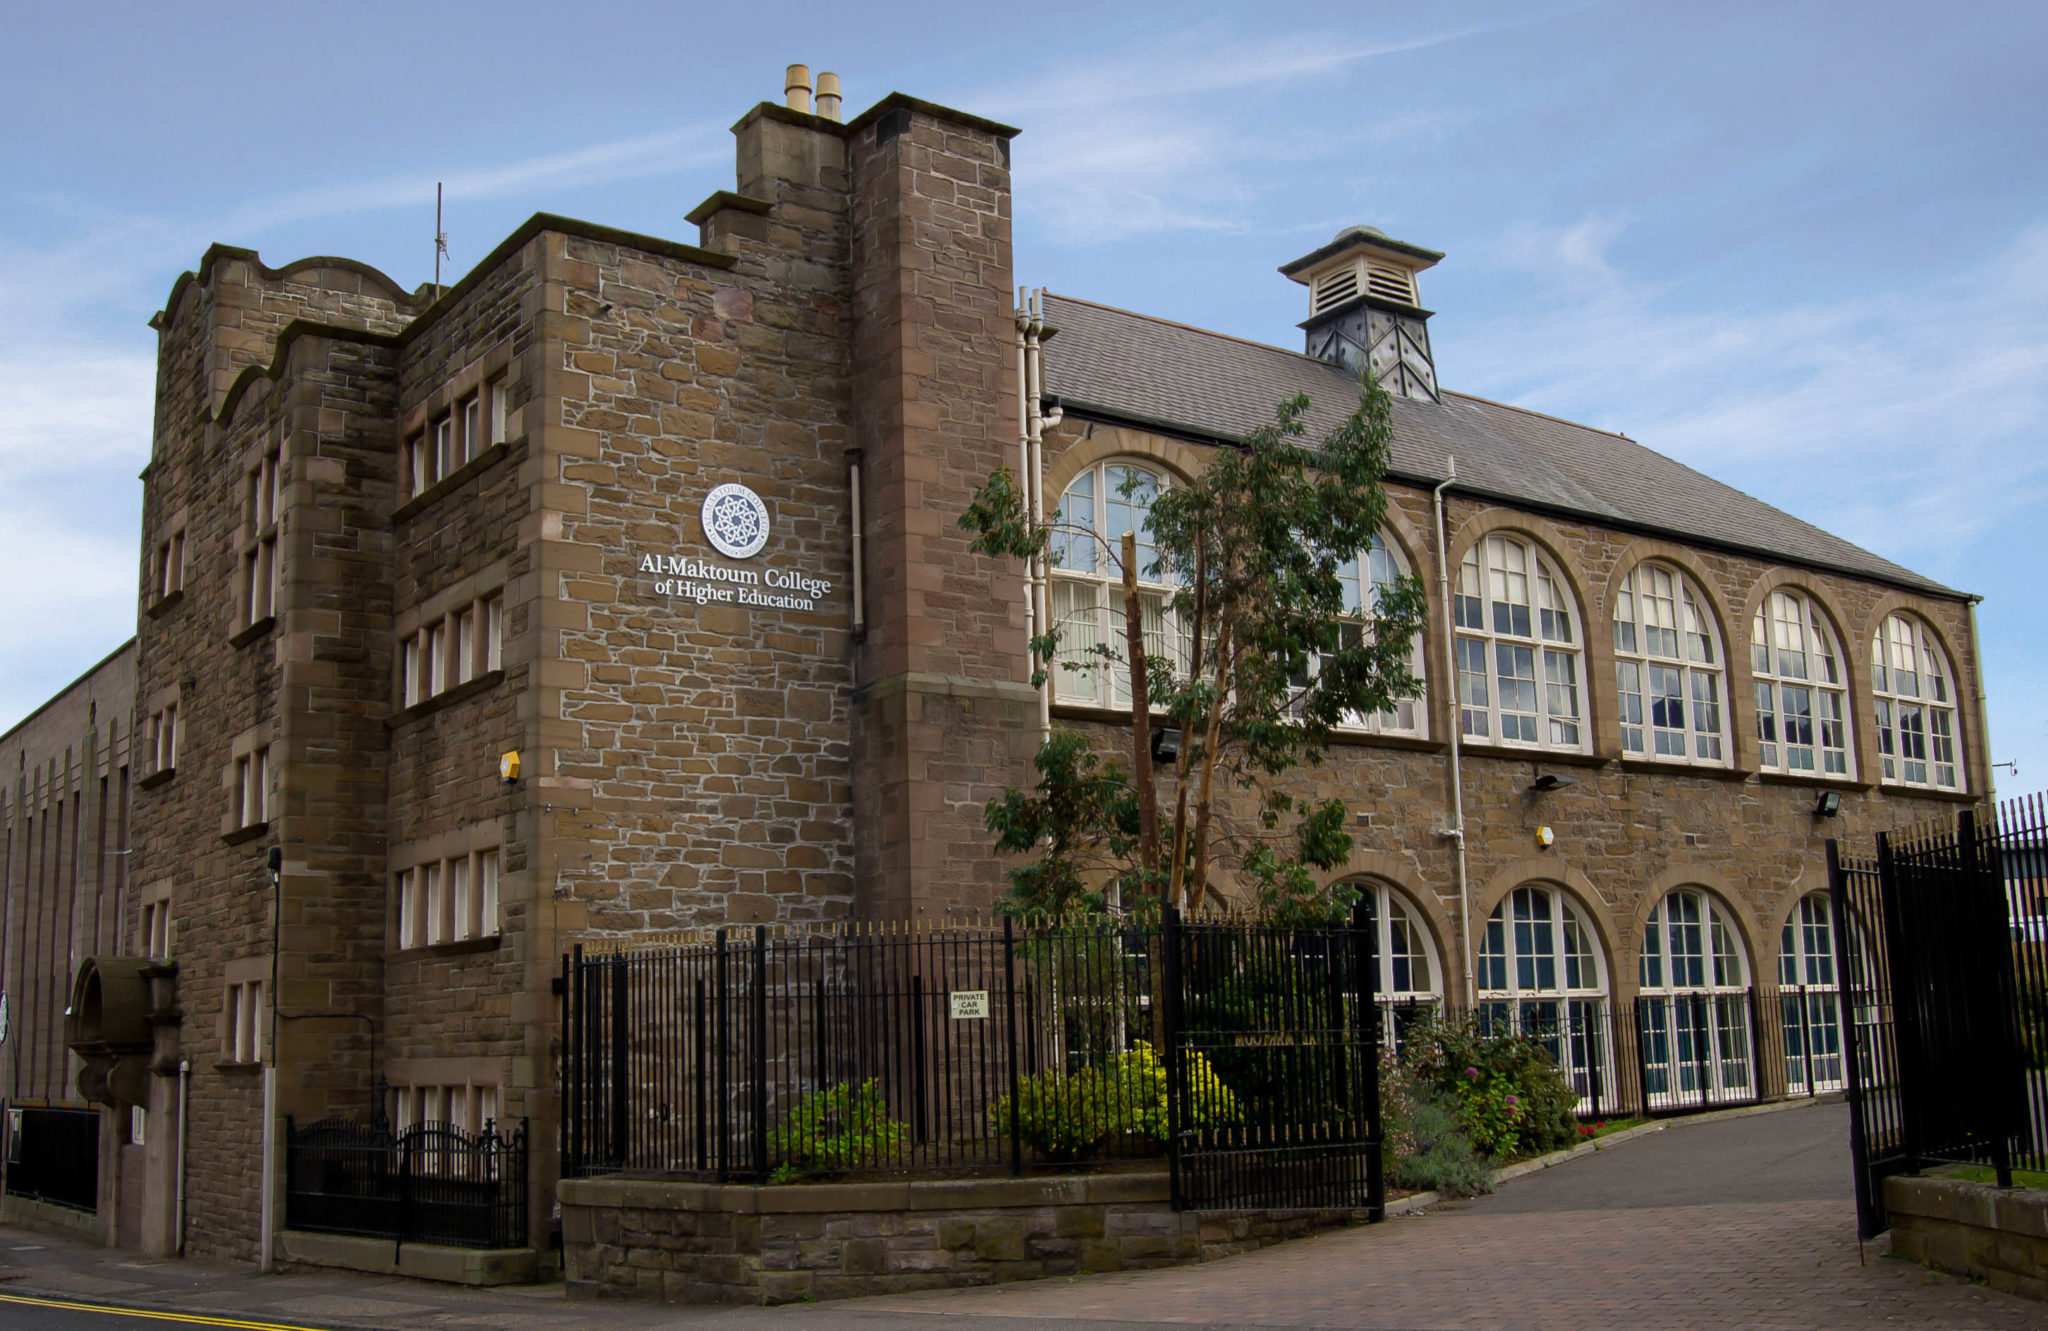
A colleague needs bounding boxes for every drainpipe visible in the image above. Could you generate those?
[1015,294,1035,660]
[1021,291,1057,740]
[1432,458,1473,1008]
[175,1058,189,1255]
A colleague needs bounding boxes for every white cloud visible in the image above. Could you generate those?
[1448,218,2048,578]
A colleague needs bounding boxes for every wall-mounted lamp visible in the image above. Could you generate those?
[1150,727,1182,765]
[1529,772,1575,793]
[1813,789,1842,819]
[1536,825,1556,849]
[499,750,522,784]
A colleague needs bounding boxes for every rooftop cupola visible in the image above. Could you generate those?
[1280,225,1444,403]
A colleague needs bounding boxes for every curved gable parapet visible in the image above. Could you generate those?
[151,243,421,339]
[214,318,401,430]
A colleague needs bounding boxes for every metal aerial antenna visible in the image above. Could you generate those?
[434,182,449,295]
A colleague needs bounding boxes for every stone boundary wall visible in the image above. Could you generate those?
[559,1171,1364,1304]
[1887,1175,2048,1301]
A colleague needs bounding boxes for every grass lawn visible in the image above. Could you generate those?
[1928,1162,2048,1189]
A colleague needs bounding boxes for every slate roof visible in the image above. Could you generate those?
[1039,293,1958,599]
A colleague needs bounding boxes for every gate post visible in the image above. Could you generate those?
[1003,914,1022,1178]
[1353,910,1385,1222]
[1828,839,1881,1240]
[1161,906,1185,1212]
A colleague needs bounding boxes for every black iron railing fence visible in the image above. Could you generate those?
[1832,793,2048,1238]
[284,1117,527,1250]
[2,1104,100,1212]
[560,914,1853,1189]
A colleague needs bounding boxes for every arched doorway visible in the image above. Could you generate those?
[1779,892,1847,1093]
[1351,879,1443,1051]
[1476,884,1614,1114]
[1638,888,1755,1108]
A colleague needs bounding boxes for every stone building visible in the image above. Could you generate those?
[0,69,1992,1270]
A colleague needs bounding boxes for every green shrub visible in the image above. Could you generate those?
[991,1042,1236,1160]
[1381,1055,1492,1196]
[1398,1016,1579,1160]
[766,1080,907,1177]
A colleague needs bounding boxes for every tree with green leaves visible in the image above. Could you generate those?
[961,372,1428,923]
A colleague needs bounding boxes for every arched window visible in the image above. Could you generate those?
[1048,461,1180,706]
[1638,890,1753,1106]
[1476,885,1612,1113]
[1872,614,1962,791]
[1613,564,1726,764]
[1323,533,1426,736]
[1352,880,1441,1048]
[1454,536,1587,752]
[1750,590,1850,777]
[1779,893,1845,1094]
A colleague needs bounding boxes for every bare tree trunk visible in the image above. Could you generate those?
[1168,539,1207,911]
[1121,532,1158,882]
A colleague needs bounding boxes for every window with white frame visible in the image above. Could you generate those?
[149,701,179,775]
[1476,885,1611,1111]
[406,378,507,499]
[402,591,505,708]
[233,745,270,827]
[1638,889,1754,1103]
[1048,461,1184,706]
[395,1082,501,1134]
[1750,590,1850,777]
[225,979,265,1063]
[1305,535,1426,736]
[239,443,282,628]
[142,896,173,959]
[154,525,186,602]
[1613,564,1726,764]
[397,846,501,948]
[1352,880,1441,1047]
[1779,893,1845,1093]
[1454,536,1587,750]
[1871,614,1961,791]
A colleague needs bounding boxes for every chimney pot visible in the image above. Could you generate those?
[785,63,813,114]
[816,71,842,121]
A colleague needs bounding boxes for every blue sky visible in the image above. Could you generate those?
[2,1,2042,787]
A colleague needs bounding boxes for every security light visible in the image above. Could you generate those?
[1150,728,1183,765]
[1529,773,1575,793]
[1814,790,1842,819]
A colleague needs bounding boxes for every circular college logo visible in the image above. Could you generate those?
[700,482,771,560]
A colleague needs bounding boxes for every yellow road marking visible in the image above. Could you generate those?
[0,1292,337,1330]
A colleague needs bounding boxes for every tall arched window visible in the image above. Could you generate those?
[1049,461,1179,706]
[1613,565,1726,764]
[1638,890,1753,1106]
[1476,885,1611,1112]
[1779,894,1845,1093]
[1454,536,1587,752]
[1352,880,1442,1048]
[1750,590,1850,777]
[1328,533,1426,736]
[1872,614,1962,791]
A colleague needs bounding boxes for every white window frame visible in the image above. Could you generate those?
[1315,534,1427,737]
[1871,614,1962,791]
[150,701,179,774]
[1047,460,1183,707]
[1779,893,1846,1094]
[1638,889,1755,1105]
[1454,535,1588,752]
[1613,564,1727,765]
[226,979,265,1064]
[1353,880,1441,1048]
[1475,885,1611,1112]
[397,847,501,948]
[233,745,269,828]
[1750,589,1851,778]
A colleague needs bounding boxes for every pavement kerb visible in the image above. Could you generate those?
[1388,1092,1845,1216]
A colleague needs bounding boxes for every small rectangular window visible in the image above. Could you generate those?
[425,622,447,696]
[490,381,509,445]
[449,856,471,942]
[227,980,265,1063]
[402,638,422,707]
[454,607,476,684]
[459,395,480,468]
[433,415,455,479]
[407,434,431,498]
[485,595,503,671]
[424,862,447,945]
[477,849,500,939]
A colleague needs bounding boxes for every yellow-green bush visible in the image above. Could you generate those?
[991,1042,1237,1160]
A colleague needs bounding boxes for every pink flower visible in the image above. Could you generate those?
[1465,1066,1481,1078]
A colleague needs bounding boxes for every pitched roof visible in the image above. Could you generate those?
[1038,293,1958,599]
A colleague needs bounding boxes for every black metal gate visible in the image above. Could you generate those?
[1161,908,1383,1215]
[1830,807,2032,1238]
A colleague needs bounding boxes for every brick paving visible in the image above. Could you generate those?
[806,1101,2046,1330]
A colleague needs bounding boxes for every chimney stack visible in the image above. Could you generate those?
[785,64,812,114]
[1280,226,1445,403]
[815,71,842,121]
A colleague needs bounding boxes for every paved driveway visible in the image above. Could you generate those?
[774,1100,2043,1330]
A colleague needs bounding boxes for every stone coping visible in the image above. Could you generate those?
[1888,1175,2048,1240]
[558,1169,1171,1215]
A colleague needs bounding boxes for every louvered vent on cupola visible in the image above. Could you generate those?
[1281,225,1447,403]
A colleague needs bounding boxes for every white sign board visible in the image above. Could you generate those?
[948,990,989,1020]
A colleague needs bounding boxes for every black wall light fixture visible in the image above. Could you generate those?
[1529,770,1575,793]
[1813,789,1842,819]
